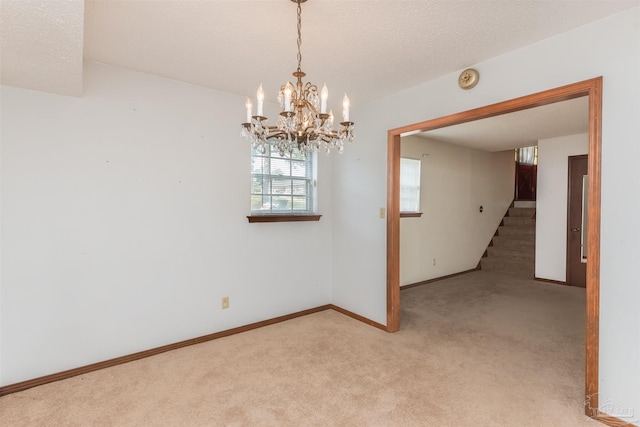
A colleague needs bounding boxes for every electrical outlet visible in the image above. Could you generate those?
[221,297,229,309]
[379,208,386,218]
[433,258,436,266]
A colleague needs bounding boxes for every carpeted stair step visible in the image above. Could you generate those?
[486,246,534,262]
[497,225,535,236]
[492,235,535,249]
[508,207,535,218]
[481,257,535,277]
[502,216,535,226]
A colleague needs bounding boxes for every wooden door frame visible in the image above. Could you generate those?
[386,77,602,417]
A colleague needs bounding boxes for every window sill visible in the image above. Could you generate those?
[400,212,423,218]
[247,214,322,223]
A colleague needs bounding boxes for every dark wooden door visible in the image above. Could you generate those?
[515,163,537,200]
[567,155,588,287]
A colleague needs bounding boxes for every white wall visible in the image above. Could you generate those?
[400,136,513,285]
[0,62,334,385]
[332,8,640,420]
[535,134,588,281]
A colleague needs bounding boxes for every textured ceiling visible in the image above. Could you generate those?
[3,1,635,152]
[0,0,84,97]
[2,0,638,106]
[80,0,640,106]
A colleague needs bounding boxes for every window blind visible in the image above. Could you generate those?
[251,146,315,214]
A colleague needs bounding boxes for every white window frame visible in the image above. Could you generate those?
[400,157,421,213]
[250,146,316,215]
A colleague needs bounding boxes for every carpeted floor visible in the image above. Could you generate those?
[0,270,593,426]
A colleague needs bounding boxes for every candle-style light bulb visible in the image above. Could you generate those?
[342,93,350,122]
[284,83,293,113]
[245,98,252,123]
[320,84,328,114]
[256,84,264,116]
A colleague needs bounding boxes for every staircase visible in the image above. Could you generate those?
[481,205,536,277]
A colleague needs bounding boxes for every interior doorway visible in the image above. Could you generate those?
[515,146,538,201]
[567,155,589,287]
[386,77,602,417]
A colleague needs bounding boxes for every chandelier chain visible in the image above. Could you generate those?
[296,0,302,72]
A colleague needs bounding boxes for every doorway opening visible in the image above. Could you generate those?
[515,146,538,201]
[386,77,602,417]
[567,154,589,287]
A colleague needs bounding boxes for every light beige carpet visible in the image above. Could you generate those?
[0,270,594,426]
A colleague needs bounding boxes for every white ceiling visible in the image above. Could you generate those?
[0,1,637,147]
[2,0,639,105]
[417,96,590,152]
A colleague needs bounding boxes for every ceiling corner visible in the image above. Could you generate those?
[0,0,84,97]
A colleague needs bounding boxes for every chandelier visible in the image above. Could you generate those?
[241,0,355,156]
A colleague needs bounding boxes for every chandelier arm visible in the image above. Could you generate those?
[301,99,320,116]
[303,82,318,97]
[317,135,334,144]
[264,128,286,139]
[321,131,340,140]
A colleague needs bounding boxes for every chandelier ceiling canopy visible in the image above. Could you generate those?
[241,0,355,156]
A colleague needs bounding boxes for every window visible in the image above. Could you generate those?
[517,146,538,165]
[251,146,315,215]
[400,157,421,213]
